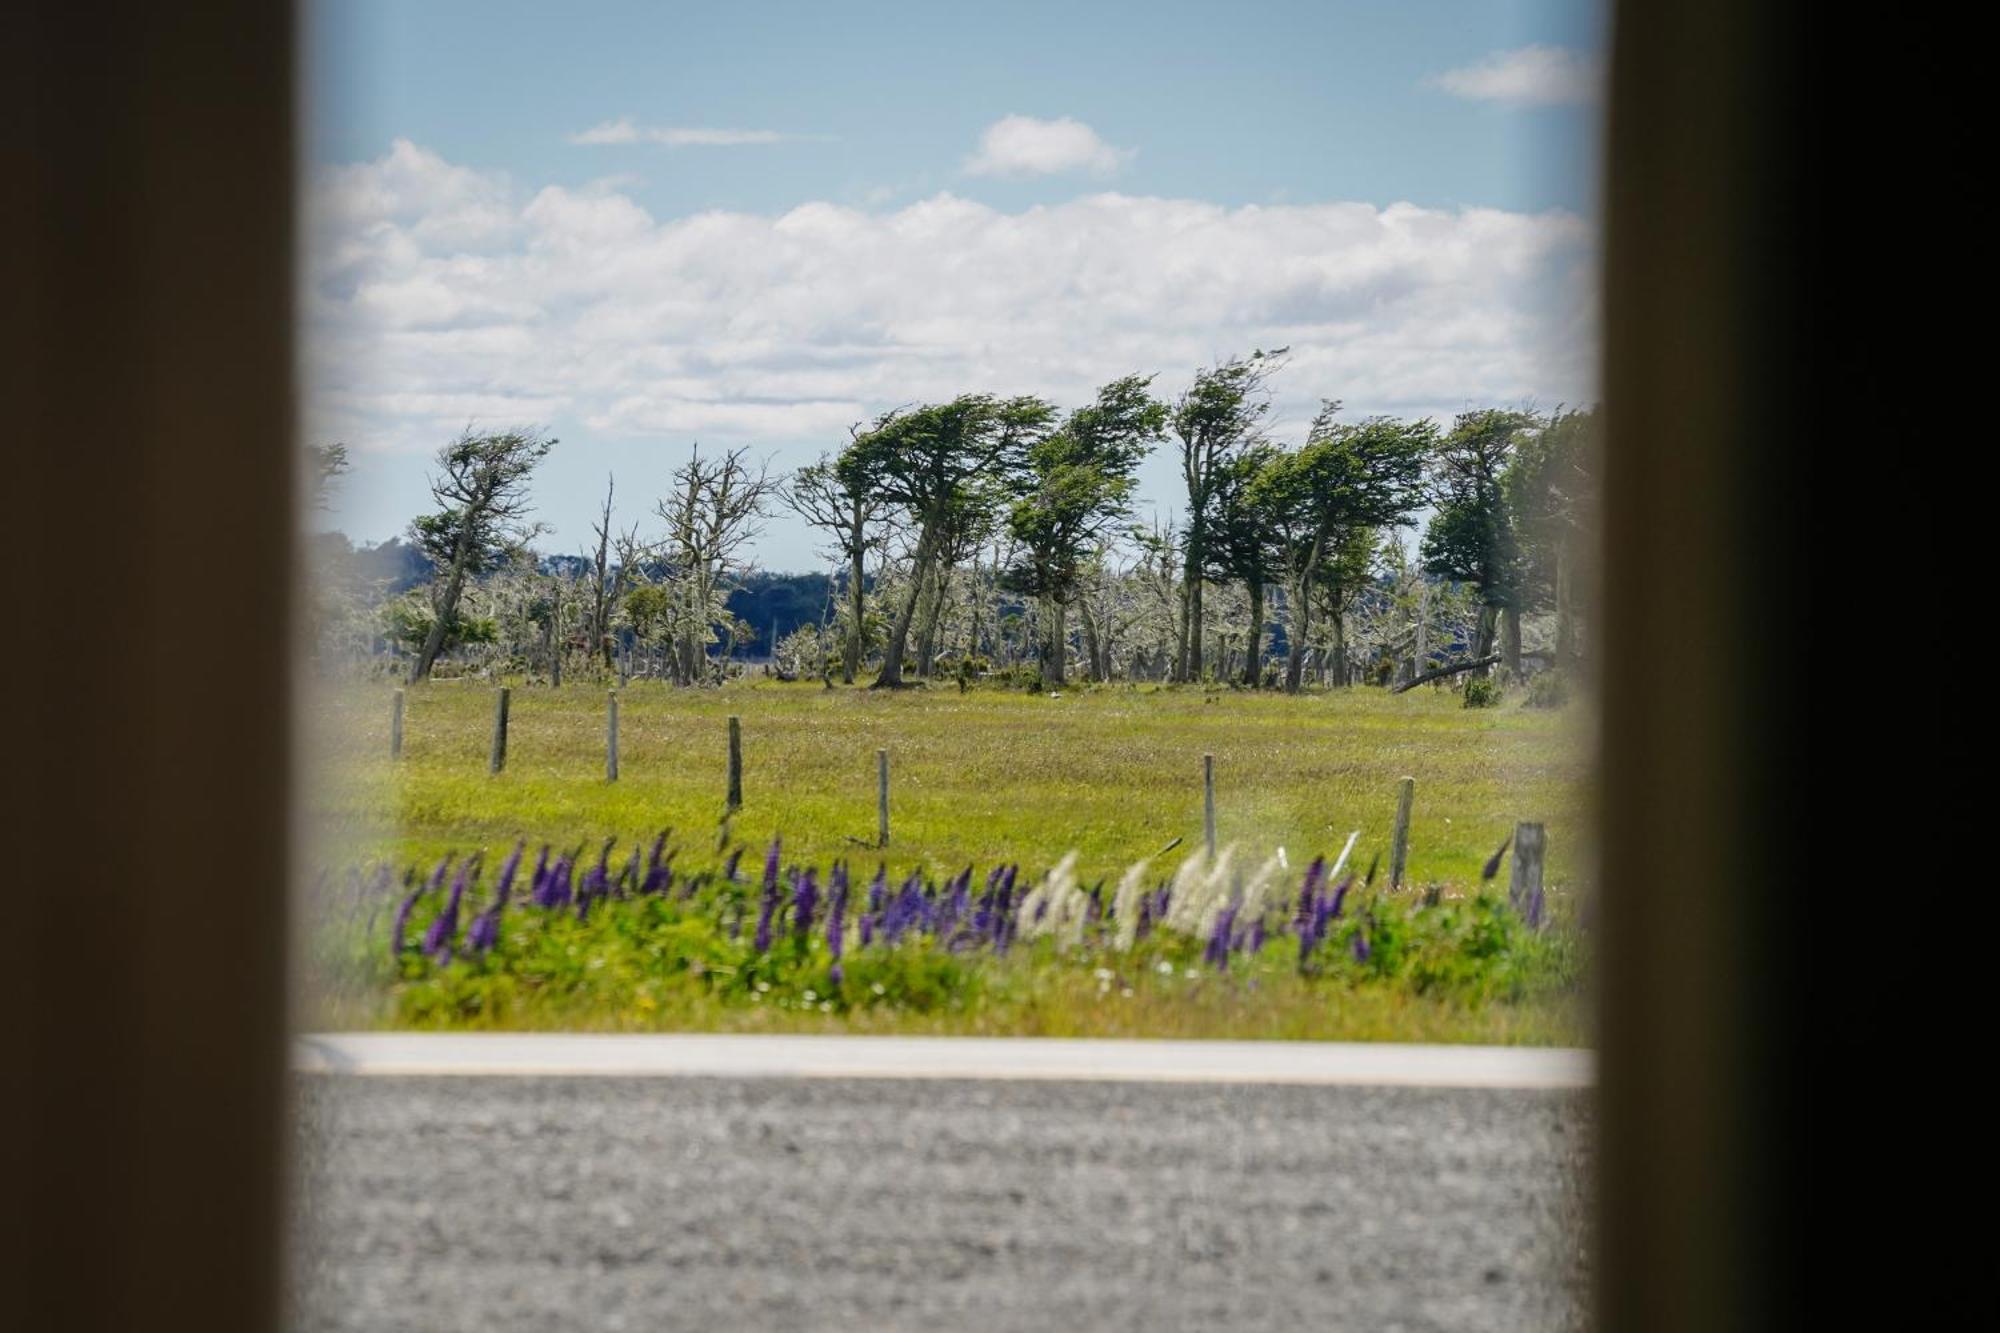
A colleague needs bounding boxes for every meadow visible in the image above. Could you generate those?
[304,677,1590,1044]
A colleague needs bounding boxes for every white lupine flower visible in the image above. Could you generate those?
[1019,851,1089,950]
[1109,856,1154,952]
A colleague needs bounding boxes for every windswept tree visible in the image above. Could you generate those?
[1420,408,1540,674]
[1503,405,1598,671]
[1206,442,1284,686]
[1257,407,1433,690]
[406,427,556,682]
[786,445,889,684]
[305,442,351,512]
[656,445,778,684]
[1171,350,1285,681]
[838,394,1056,687]
[1006,374,1167,684]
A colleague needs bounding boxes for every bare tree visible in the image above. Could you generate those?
[655,445,778,685]
[406,427,555,683]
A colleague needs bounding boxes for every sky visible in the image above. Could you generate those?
[304,0,1606,569]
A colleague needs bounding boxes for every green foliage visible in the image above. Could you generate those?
[1462,675,1501,708]
[320,852,1582,1043]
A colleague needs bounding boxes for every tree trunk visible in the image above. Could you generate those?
[1283,576,1310,693]
[873,527,935,687]
[1329,609,1347,687]
[844,506,864,684]
[1042,597,1067,685]
[1242,580,1263,687]
[1500,605,1522,679]
[410,542,472,683]
[1554,542,1575,670]
[1474,603,1500,661]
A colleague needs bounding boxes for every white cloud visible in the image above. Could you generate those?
[570,118,814,147]
[1431,46,1602,106]
[964,115,1133,177]
[305,142,1595,528]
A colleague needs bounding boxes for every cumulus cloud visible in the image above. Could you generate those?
[1431,46,1602,106]
[570,118,816,146]
[964,115,1133,177]
[305,141,1595,523]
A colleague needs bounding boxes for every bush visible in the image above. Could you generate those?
[1462,675,1501,708]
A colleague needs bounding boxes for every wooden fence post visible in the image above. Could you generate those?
[1389,776,1416,889]
[877,748,890,847]
[606,691,619,783]
[488,687,510,774]
[1203,753,1217,857]
[389,688,404,761]
[727,715,743,810]
[1509,821,1546,916]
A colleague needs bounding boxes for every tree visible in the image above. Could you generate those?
[405,427,555,682]
[837,394,1056,687]
[1170,351,1285,681]
[655,445,778,685]
[1503,405,1598,671]
[1006,374,1166,684]
[1419,408,1539,675]
[585,475,641,672]
[305,442,351,512]
[786,446,889,684]
[1205,442,1284,685]
[1256,407,1433,691]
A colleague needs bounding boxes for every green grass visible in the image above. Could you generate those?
[310,676,1585,886]
[304,676,1590,1044]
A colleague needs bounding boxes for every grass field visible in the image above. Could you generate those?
[304,677,1590,1044]
[309,676,1586,887]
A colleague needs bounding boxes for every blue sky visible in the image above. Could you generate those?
[305,0,1605,567]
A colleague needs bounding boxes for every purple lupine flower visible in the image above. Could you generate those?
[722,847,744,882]
[1204,906,1237,968]
[1482,834,1513,882]
[423,856,476,962]
[994,865,1020,954]
[753,847,782,955]
[389,871,422,960]
[1350,927,1372,964]
[526,844,551,904]
[1294,857,1327,933]
[858,913,875,948]
[1247,918,1266,954]
[791,868,819,951]
[576,838,614,921]
[423,853,454,896]
[617,845,641,898]
[826,861,849,987]
[466,905,501,956]
[866,864,888,915]
[494,841,525,906]
[640,830,670,893]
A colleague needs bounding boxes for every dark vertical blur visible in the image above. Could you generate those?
[1597,0,1838,1327]
[1,3,295,1331]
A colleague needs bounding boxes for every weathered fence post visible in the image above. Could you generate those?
[488,687,510,774]
[727,715,743,810]
[1389,776,1416,889]
[1509,821,1545,915]
[877,748,890,847]
[605,690,619,783]
[1203,753,1217,857]
[389,688,404,761]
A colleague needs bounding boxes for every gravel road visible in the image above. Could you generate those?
[292,1074,1589,1331]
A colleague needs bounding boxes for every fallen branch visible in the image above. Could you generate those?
[1391,655,1500,694]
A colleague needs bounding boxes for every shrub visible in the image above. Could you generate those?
[1462,675,1501,708]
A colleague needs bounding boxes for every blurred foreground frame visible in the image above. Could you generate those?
[1,1,296,1330]
[0,0,1820,1329]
